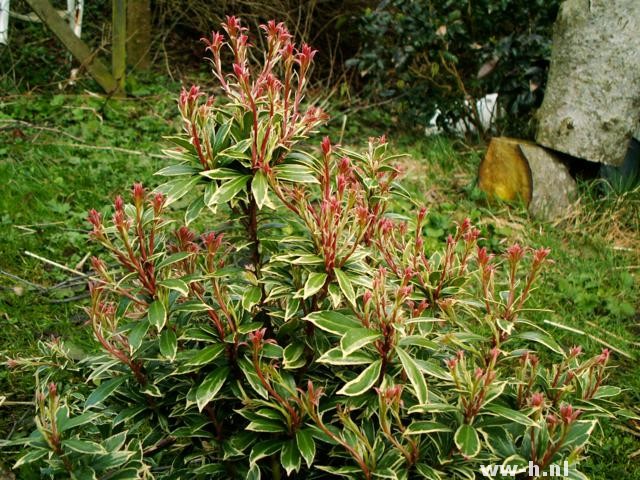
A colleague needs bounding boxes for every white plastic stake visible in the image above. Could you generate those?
[66,0,82,38]
[0,0,10,45]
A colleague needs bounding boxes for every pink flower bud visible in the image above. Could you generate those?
[188,85,202,103]
[178,87,188,109]
[568,345,582,357]
[132,182,144,207]
[490,347,501,362]
[463,227,481,243]
[114,195,124,212]
[233,63,249,81]
[113,210,129,230]
[282,42,295,60]
[363,290,372,306]
[530,392,544,408]
[475,367,484,379]
[506,243,524,263]
[337,174,347,195]
[597,348,610,365]
[306,380,324,407]
[296,43,317,70]
[223,15,245,36]
[152,193,165,215]
[477,246,492,266]
[91,256,106,274]
[202,31,225,54]
[49,382,57,397]
[533,246,551,265]
[248,328,266,348]
[321,136,331,156]
[87,209,102,229]
[418,206,427,222]
[398,285,413,298]
[559,403,582,424]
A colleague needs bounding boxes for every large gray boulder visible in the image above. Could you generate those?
[536,0,640,166]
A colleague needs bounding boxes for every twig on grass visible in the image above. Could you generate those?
[0,119,84,142]
[27,142,170,159]
[24,251,90,278]
[0,270,47,291]
[543,319,634,359]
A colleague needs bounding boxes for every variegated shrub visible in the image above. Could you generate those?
[3,16,623,480]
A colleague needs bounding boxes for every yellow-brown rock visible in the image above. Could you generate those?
[478,137,533,204]
[478,137,577,219]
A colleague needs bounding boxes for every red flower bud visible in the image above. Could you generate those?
[597,348,610,365]
[223,15,246,37]
[91,256,106,275]
[248,328,266,349]
[114,195,124,213]
[87,209,102,229]
[530,392,545,408]
[363,290,372,306]
[418,206,427,222]
[152,192,165,215]
[321,136,331,156]
[533,246,551,266]
[233,63,249,81]
[559,403,582,424]
[490,347,501,362]
[506,243,525,263]
[132,182,144,207]
[306,380,324,407]
[202,31,225,54]
[569,345,582,357]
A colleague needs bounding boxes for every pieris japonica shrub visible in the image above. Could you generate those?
[4,16,622,480]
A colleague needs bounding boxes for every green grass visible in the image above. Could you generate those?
[1,94,639,477]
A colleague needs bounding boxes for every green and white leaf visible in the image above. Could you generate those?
[395,347,428,405]
[159,328,178,361]
[304,311,361,336]
[337,359,382,396]
[196,367,230,412]
[340,328,381,356]
[304,272,328,299]
[454,424,481,458]
[334,268,356,307]
[148,300,167,332]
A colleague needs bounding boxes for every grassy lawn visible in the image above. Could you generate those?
[1,92,639,477]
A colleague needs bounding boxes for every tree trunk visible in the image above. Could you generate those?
[536,0,640,166]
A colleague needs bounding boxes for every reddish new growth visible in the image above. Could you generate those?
[88,184,165,299]
[178,16,328,171]
[280,135,396,276]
